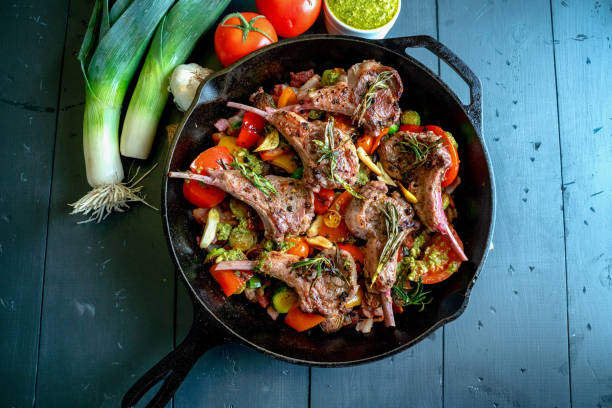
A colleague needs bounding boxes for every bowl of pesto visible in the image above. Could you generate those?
[323,0,401,39]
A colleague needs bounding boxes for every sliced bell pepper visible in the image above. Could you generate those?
[356,135,374,154]
[370,127,389,154]
[210,264,252,297]
[425,125,459,187]
[285,305,326,332]
[277,86,298,108]
[237,111,266,148]
[269,152,298,173]
[399,124,424,133]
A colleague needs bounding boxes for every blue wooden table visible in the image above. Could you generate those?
[1,0,611,407]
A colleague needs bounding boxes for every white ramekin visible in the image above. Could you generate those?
[323,0,401,39]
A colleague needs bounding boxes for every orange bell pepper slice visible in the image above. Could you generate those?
[285,305,326,332]
[277,86,298,108]
[210,264,252,297]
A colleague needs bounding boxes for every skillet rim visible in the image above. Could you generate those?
[162,34,496,367]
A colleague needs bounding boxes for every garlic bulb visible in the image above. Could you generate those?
[168,63,213,112]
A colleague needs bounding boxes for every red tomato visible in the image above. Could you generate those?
[413,231,464,284]
[285,237,310,258]
[256,0,321,38]
[425,125,459,187]
[214,12,278,67]
[337,243,365,272]
[184,146,233,208]
[399,124,424,132]
[237,112,267,148]
[313,188,335,214]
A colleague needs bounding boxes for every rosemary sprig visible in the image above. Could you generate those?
[228,157,277,197]
[372,202,409,286]
[392,277,432,312]
[353,70,395,126]
[313,117,363,199]
[399,134,442,169]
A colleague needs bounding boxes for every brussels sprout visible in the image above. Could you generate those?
[401,110,421,126]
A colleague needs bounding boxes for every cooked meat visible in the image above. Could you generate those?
[299,60,402,135]
[227,102,359,191]
[379,131,467,261]
[290,69,315,87]
[345,181,418,295]
[259,248,359,317]
[178,169,314,242]
[296,74,321,100]
[251,88,276,110]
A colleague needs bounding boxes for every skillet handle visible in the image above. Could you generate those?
[376,35,482,133]
[122,306,225,408]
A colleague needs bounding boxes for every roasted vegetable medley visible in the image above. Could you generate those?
[169,60,466,334]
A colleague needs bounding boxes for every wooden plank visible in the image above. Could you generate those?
[551,2,612,407]
[174,1,309,406]
[438,1,571,407]
[34,1,175,406]
[309,2,444,407]
[0,1,68,406]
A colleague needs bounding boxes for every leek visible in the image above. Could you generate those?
[70,0,173,222]
[120,0,230,160]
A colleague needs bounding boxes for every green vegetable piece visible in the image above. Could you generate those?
[308,110,325,120]
[401,110,421,126]
[278,240,296,252]
[272,286,299,313]
[229,198,250,221]
[263,240,275,251]
[246,276,262,289]
[388,123,399,134]
[445,131,459,149]
[321,69,339,86]
[355,163,370,186]
[289,166,304,179]
[205,247,245,263]
[229,225,258,251]
[442,194,451,211]
[215,222,232,241]
[254,126,280,152]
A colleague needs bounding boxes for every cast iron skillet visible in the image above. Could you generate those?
[123,35,495,408]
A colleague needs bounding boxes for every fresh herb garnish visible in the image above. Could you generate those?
[392,277,432,312]
[400,134,442,169]
[353,70,394,126]
[372,202,409,286]
[227,157,278,197]
[313,117,363,199]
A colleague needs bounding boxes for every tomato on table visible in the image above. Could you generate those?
[256,0,322,38]
[411,230,464,284]
[425,125,459,187]
[184,146,233,208]
[237,111,267,148]
[314,188,335,214]
[284,305,326,332]
[214,12,278,67]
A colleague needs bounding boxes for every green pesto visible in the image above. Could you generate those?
[355,163,370,186]
[228,224,258,251]
[234,148,264,175]
[205,247,245,263]
[327,0,398,30]
[216,223,232,241]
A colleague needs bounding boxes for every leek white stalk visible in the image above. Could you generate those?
[120,0,230,160]
[70,0,174,222]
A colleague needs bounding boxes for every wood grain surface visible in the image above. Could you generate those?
[1,0,610,407]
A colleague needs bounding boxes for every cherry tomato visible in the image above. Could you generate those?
[256,0,322,38]
[237,111,267,148]
[314,188,335,214]
[184,146,233,208]
[214,12,278,67]
[285,237,310,258]
[399,124,424,133]
[412,230,464,284]
[425,125,459,187]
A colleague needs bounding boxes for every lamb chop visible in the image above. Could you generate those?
[216,248,359,328]
[378,131,467,261]
[169,169,314,242]
[227,102,359,192]
[298,60,403,135]
[344,181,419,327]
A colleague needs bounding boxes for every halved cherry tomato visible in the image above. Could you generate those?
[256,0,322,38]
[356,135,374,154]
[412,230,464,284]
[399,124,424,132]
[277,86,298,108]
[285,237,309,258]
[314,188,335,214]
[370,127,389,154]
[210,264,253,297]
[337,243,365,272]
[328,113,354,133]
[317,220,351,243]
[425,125,459,187]
[284,305,326,332]
[214,12,278,67]
[237,111,267,148]
[184,146,233,208]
